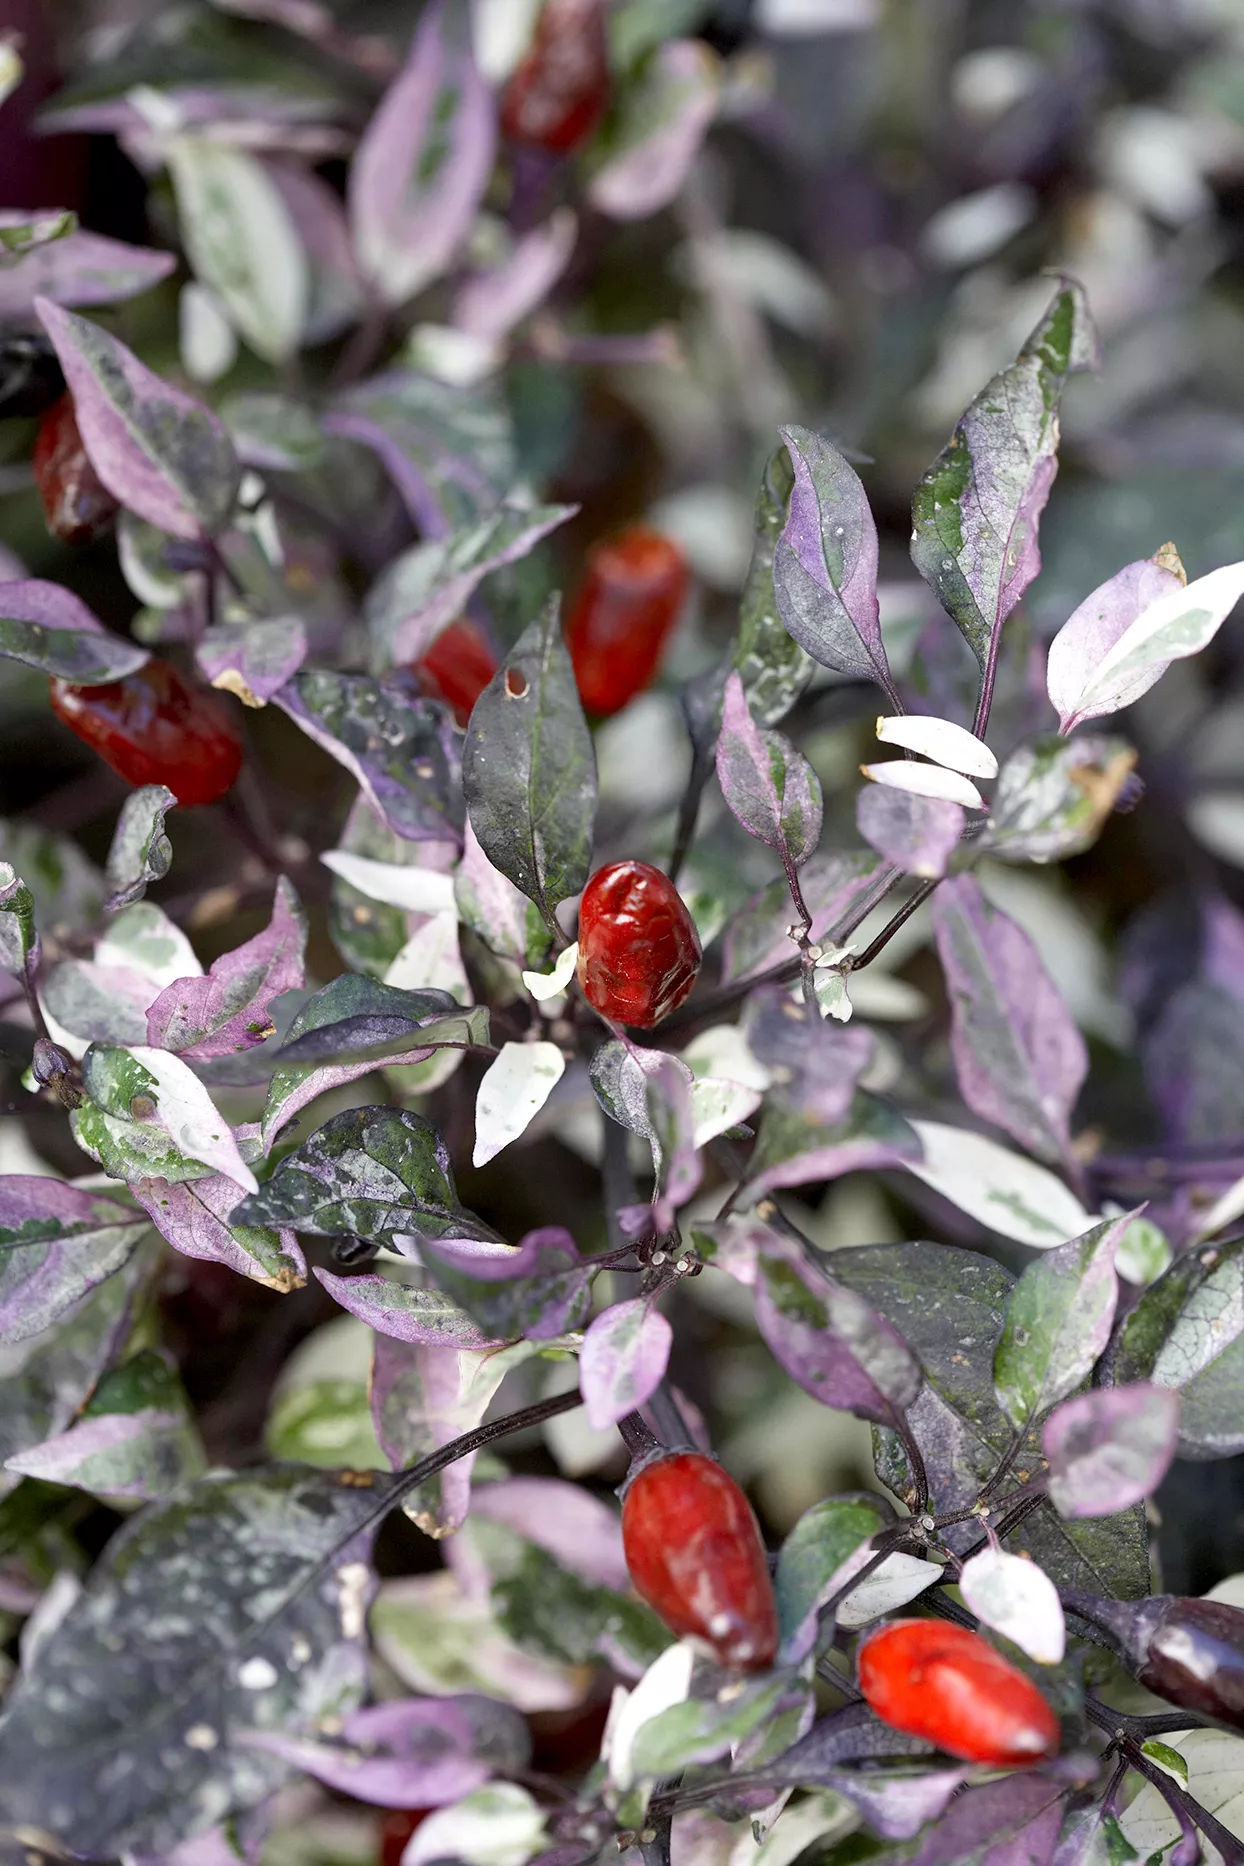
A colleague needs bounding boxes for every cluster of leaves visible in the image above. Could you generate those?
[5,3,1244,1866]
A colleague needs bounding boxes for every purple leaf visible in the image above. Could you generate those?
[453,210,577,343]
[0,578,150,683]
[0,1177,148,1344]
[324,407,452,539]
[715,672,823,867]
[328,368,514,534]
[3,1407,196,1502]
[241,1695,504,1807]
[1046,550,1186,734]
[422,1226,595,1341]
[145,878,306,1059]
[821,1767,967,1841]
[910,280,1097,697]
[370,1334,487,1536]
[744,985,873,1127]
[266,159,364,343]
[745,1091,921,1200]
[456,818,545,967]
[1044,1384,1180,1519]
[993,1212,1131,1430]
[906,1775,1065,1866]
[36,300,240,541]
[932,873,1088,1167]
[469,1478,629,1589]
[348,2,496,308]
[196,617,308,709]
[366,501,577,668]
[721,849,886,983]
[273,670,464,843]
[644,1052,703,1224]
[589,41,719,222]
[0,224,174,320]
[773,427,894,700]
[132,1173,306,1291]
[752,1227,922,1422]
[257,987,485,1146]
[314,1270,500,1347]
[578,1298,672,1430]
[856,784,964,879]
[259,1039,448,1149]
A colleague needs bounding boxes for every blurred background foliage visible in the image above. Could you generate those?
[5,3,1244,1791]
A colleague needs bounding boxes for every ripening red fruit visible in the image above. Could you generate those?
[576,860,701,1027]
[622,1451,778,1671]
[379,1808,428,1866]
[33,392,118,544]
[499,0,611,154]
[414,619,498,726]
[566,527,689,717]
[857,1620,1061,1766]
[49,661,244,807]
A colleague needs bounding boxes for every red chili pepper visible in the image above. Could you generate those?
[576,859,701,1027]
[565,527,689,718]
[32,392,118,545]
[378,1807,428,1866]
[413,619,498,727]
[621,1450,778,1671]
[857,1620,1061,1766]
[49,661,244,807]
[500,0,611,155]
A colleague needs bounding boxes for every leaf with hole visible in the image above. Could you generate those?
[463,597,596,926]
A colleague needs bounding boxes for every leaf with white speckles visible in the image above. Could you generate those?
[0,1466,380,1856]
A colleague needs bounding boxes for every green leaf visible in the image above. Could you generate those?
[775,1494,890,1653]
[235,1105,495,1246]
[834,1242,1151,1598]
[745,1091,921,1200]
[463,596,596,927]
[0,1466,377,1857]
[0,861,36,976]
[993,1213,1128,1430]
[6,1350,205,1505]
[0,820,104,934]
[629,1673,797,1782]
[104,786,175,911]
[0,1240,154,1503]
[266,1379,386,1472]
[910,280,1097,682]
[1141,1739,1189,1787]
[168,137,308,365]
[470,1519,669,1676]
[980,735,1139,866]
[1114,1238,1244,1459]
[732,445,815,727]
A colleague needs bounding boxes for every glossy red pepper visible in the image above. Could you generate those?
[499,0,611,154]
[622,1451,778,1671]
[49,660,244,807]
[857,1620,1061,1766]
[413,619,498,727]
[576,860,701,1027]
[379,1808,428,1866]
[566,527,689,717]
[32,392,118,545]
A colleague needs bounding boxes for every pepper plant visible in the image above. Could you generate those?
[5,5,1244,1866]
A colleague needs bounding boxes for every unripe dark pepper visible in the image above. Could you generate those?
[1065,1591,1244,1732]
